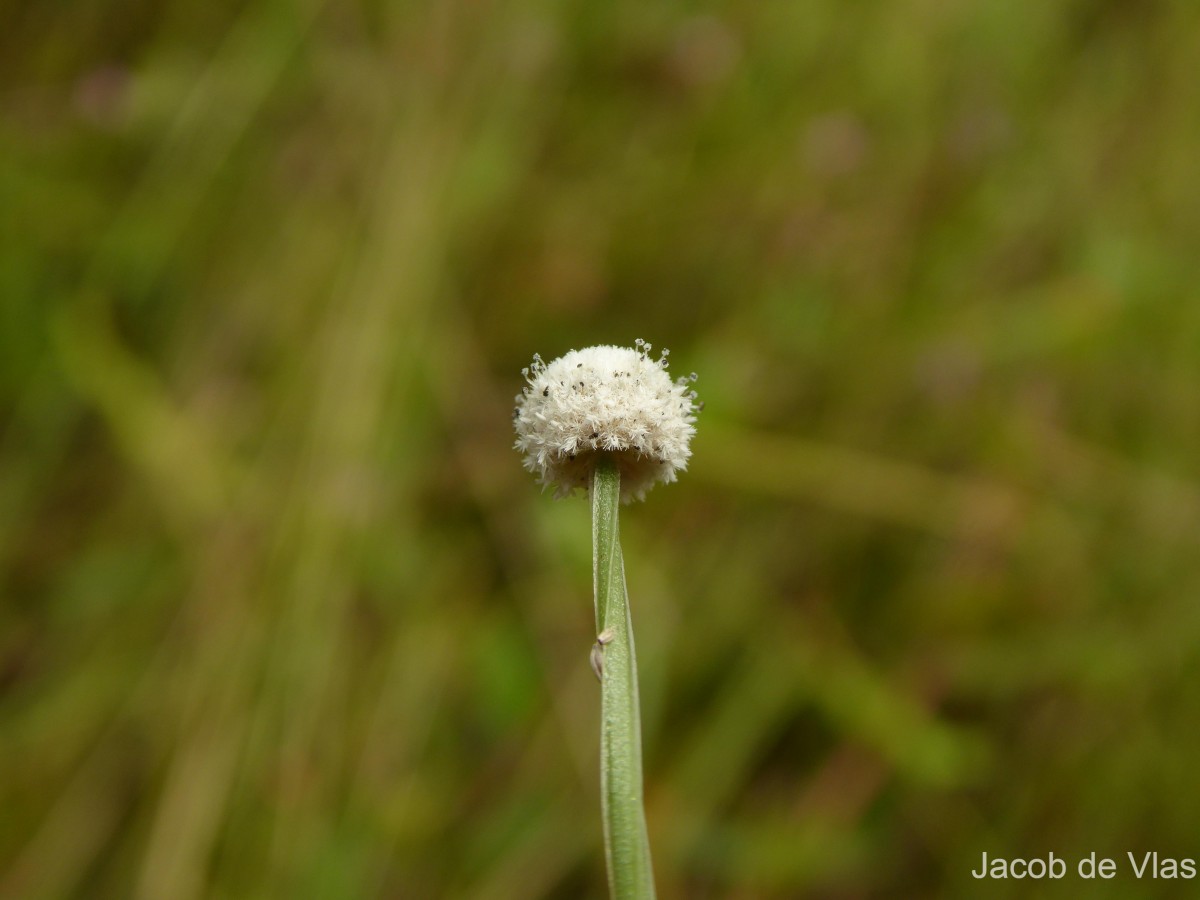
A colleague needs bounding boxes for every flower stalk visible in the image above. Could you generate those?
[591,455,655,899]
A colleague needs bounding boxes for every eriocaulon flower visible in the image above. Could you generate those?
[515,339,698,897]
[513,340,700,502]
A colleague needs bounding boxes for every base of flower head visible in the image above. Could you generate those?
[527,449,683,503]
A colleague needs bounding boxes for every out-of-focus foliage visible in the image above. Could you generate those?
[3,1,1200,897]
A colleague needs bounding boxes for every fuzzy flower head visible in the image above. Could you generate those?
[513,340,700,502]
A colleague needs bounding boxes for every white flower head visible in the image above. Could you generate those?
[513,340,700,502]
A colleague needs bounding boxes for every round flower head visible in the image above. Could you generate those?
[514,340,700,502]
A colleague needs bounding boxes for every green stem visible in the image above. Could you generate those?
[591,456,656,900]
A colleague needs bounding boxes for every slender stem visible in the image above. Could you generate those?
[591,456,656,900]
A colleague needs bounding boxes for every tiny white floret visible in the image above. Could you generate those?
[513,340,700,502]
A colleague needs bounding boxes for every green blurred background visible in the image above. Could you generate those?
[3,1,1200,897]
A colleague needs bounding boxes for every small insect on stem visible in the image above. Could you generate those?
[589,628,616,682]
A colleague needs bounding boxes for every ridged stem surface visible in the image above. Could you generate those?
[591,456,655,900]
